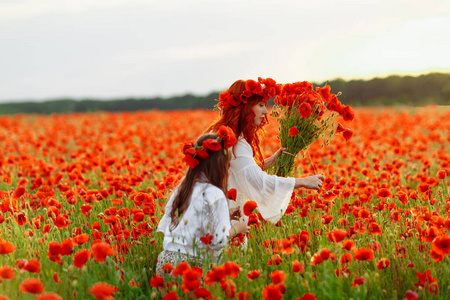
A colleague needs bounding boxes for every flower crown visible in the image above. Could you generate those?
[216,77,282,110]
[182,126,237,169]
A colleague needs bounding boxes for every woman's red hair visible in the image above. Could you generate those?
[205,80,268,168]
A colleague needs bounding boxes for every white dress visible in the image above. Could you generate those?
[228,137,296,224]
[156,182,231,262]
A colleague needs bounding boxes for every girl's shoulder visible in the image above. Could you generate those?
[195,182,226,202]
[232,137,252,154]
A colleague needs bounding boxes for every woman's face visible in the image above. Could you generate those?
[252,101,268,126]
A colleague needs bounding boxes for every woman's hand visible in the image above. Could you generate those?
[264,147,286,170]
[294,174,325,190]
[229,207,241,221]
[233,222,250,236]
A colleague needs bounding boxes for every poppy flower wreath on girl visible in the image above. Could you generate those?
[182,125,237,169]
[217,77,282,110]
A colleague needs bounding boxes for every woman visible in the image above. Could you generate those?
[205,78,324,224]
[156,128,249,276]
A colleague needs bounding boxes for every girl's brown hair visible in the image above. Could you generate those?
[205,80,267,167]
[170,133,230,229]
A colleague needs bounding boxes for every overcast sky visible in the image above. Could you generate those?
[1,0,449,103]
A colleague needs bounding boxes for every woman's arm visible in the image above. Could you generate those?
[294,175,325,190]
[263,147,286,170]
[229,222,250,238]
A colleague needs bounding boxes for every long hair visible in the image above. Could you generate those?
[205,80,268,167]
[170,133,230,229]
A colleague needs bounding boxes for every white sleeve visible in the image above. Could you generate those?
[229,139,295,224]
[201,192,231,251]
[156,188,177,234]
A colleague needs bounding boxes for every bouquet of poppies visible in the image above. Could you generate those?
[270,81,354,177]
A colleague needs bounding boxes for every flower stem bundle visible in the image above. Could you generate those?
[270,81,355,177]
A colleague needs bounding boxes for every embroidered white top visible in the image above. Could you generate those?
[157,182,231,261]
[228,137,295,224]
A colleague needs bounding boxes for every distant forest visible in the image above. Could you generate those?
[1,72,449,115]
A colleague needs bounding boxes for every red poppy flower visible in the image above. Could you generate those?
[36,293,63,300]
[247,269,261,280]
[0,266,15,279]
[376,258,390,270]
[351,276,366,287]
[327,229,347,243]
[279,238,294,254]
[320,248,331,260]
[270,270,285,284]
[417,184,429,193]
[396,191,408,205]
[161,263,173,274]
[321,214,333,225]
[150,274,164,289]
[91,242,116,263]
[162,292,179,300]
[238,292,251,300]
[200,233,214,245]
[292,260,304,273]
[181,267,202,292]
[288,126,299,137]
[217,125,237,148]
[436,170,447,180]
[416,269,437,286]
[245,79,263,95]
[0,239,15,254]
[377,188,392,198]
[327,96,344,113]
[341,105,355,121]
[262,284,283,300]
[88,282,119,299]
[19,278,44,294]
[16,212,27,226]
[298,293,316,300]
[202,139,222,151]
[316,85,332,101]
[194,288,212,299]
[23,259,41,274]
[431,233,450,256]
[267,254,282,266]
[183,154,199,169]
[172,261,190,277]
[227,188,237,201]
[403,290,419,300]
[343,128,353,141]
[53,272,61,283]
[53,215,69,229]
[221,279,237,298]
[243,200,257,216]
[59,239,74,256]
[74,249,91,268]
[310,253,323,266]
[353,247,374,261]
[299,102,312,118]
[204,265,226,285]
[339,252,353,264]
[368,222,382,235]
[132,212,145,223]
[341,240,356,251]
[224,261,241,278]
[72,233,90,246]
[12,186,26,199]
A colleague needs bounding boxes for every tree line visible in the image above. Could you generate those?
[0,72,449,115]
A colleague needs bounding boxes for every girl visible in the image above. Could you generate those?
[205,78,324,224]
[156,127,249,276]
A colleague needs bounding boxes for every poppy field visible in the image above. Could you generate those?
[1,106,450,300]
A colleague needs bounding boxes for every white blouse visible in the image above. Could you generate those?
[157,182,231,262]
[228,137,295,224]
